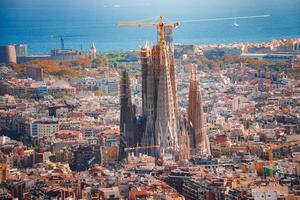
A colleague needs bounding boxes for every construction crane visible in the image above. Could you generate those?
[124,145,160,152]
[265,145,273,178]
[0,163,9,181]
[117,16,179,63]
[116,15,270,42]
[124,145,160,157]
[60,36,65,50]
[117,16,179,46]
[50,34,86,50]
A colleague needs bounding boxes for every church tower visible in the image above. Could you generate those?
[188,65,210,155]
[140,42,179,161]
[90,42,97,60]
[119,70,137,160]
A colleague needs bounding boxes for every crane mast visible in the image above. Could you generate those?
[117,16,179,62]
[264,145,273,178]
[267,146,273,178]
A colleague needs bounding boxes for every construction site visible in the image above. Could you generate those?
[0,6,300,199]
[118,16,211,164]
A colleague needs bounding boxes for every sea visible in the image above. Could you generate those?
[0,0,300,54]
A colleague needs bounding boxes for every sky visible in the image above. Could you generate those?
[1,0,300,53]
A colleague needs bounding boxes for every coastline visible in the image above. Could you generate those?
[15,37,300,56]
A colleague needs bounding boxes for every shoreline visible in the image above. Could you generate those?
[2,37,299,58]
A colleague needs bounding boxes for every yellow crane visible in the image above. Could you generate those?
[117,16,179,63]
[264,145,273,177]
[0,163,9,182]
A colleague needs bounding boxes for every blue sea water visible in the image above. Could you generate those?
[0,0,300,54]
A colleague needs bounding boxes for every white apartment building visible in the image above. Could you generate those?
[30,120,59,140]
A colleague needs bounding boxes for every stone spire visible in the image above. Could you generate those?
[90,42,97,59]
[140,41,179,161]
[188,64,209,155]
[155,44,178,160]
[119,70,137,159]
[178,116,190,163]
[140,42,151,116]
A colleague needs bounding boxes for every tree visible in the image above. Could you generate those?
[92,56,108,68]
[64,57,92,68]
[9,63,25,73]
[26,60,77,78]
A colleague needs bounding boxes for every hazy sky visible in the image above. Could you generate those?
[2,0,300,20]
[1,0,300,53]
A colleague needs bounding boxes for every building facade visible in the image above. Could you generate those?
[25,64,44,81]
[0,45,17,64]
